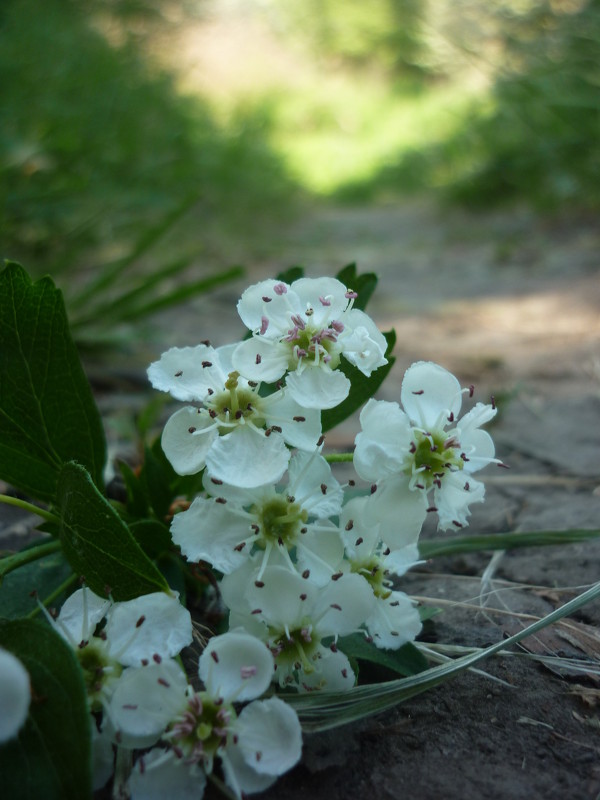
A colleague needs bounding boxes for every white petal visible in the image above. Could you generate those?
[291,277,349,326]
[110,661,188,748]
[237,697,302,776]
[55,587,111,645]
[354,399,412,482]
[435,472,485,531]
[314,573,375,636]
[129,749,205,800]
[231,338,289,383]
[246,567,318,629]
[401,361,462,429]
[91,724,115,791]
[365,591,422,650]
[367,476,427,550]
[458,401,497,437]
[237,280,300,334]
[199,631,274,703]
[161,407,217,475]
[0,648,30,742]
[383,543,422,577]
[106,593,192,667]
[460,428,496,473]
[286,367,350,410]
[171,497,252,573]
[299,648,355,692]
[147,345,225,402]
[206,425,289,488]
[221,743,277,799]
[220,560,262,615]
[340,496,381,558]
[263,392,322,451]
[340,309,388,375]
[295,524,345,586]
[288,451,343,518]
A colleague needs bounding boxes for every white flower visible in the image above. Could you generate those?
[340,497,422,649]
[0,647,31,742]
[171,450,344,585]
[48,588,192,709]
[232,277,388,409]
[111,631,302,799]
[221,565,375,691]
[354,361,499,531]
[148,343,321,488]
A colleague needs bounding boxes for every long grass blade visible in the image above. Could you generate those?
[285,580,600,731]
[419,529,600,559]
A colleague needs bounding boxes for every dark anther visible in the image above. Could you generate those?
[447,411,455,422]
[341,668,348,678]
[412,389,424,395]
[293,416,306,422]
[491,395,496,410]
[332,572,343,581]
[320,483,327,495]
[460,453,470,462]
[254,580,265,588]
[235,410,243,419]
[248,380,258,388]
[330,603,342,610]
[469,384,475,397]
[355,536,363,546]
[453,520,464,528]
[234,542,246,552]
[330,643,338,652]
[157,678,170,688]
[409,442,416,454]
[464,482,470,491]
[174,370,183,377]
[255,354,262,364]
[188,427,197,434]
[251,608,262,615]
[317,435,325,447]
[370,484,377,494]
[300,593,307,601]
[345,519,354,531]
[426,506,438,513]
[208,409,217,418]
[300,527,307,534]
[215,497,227,504]
[202,361,213,368]
[152,654,162,664]
[271,425,282,433]
[302,569,310,579]
[211,651,220,663]
[287,495,295,503]
[211,478,223,485]
[136,615,146,628]
[348,479,355,486]
[207,387,214,395]
[262,296,272,302]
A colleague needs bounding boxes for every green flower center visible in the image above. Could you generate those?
[350,556,391,600]
[270,625,320,675]
[252,496,308,549]
[76,641,121,711]
[286,327,342,370]
[407,429,464,489]
[170,692,236,765]
[205,372,265,430]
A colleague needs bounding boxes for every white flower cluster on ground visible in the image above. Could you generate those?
[43,275,498,798]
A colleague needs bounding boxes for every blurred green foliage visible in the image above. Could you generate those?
[0,0,294,289]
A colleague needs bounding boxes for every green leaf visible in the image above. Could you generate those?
[129,519,173,560]
[276,265,304,284]
[338,634,428,678]
[0,550,73,618]
[0,618,92,800]
[322,328,396,433]
[335,263,378,311]
[419,528,600,559]
[0,262,106,501]
[58,461,169,600]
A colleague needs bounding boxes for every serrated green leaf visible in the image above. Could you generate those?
[58,461,169,600]
[338,634,428,678]
[322,329,396,433]
[0,618,92,800]
[335,263,378,311]
[0,262,106,501]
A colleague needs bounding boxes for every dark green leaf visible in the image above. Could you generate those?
[0,550,73,619]
[118,460,150,519]
[322,329,396,433]
[58,461,169,600]
[129,519,173,560]
[335,263,378,311]
[141,444,175,521]
[0,618,92,800]
[337,634,428,678]
[0,262,106,501]
[276,265,304,284]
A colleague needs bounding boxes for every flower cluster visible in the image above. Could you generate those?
[44,274,499,798]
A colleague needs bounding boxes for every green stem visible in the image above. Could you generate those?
[207,772,238,800]
[0,493,58,524]
[0,539,62,579]
[27,571,78,619]
[324,453,354,463]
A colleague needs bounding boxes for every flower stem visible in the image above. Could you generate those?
[324,453,354,463]
[0,493,59,524]
[0,539,62,579]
